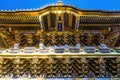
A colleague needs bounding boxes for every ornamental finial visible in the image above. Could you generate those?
[58,0,63,5]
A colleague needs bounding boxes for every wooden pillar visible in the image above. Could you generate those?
[0,58,3,77]
[99,56,105,77]
[14,58,21,77]
[48,13,51,30]
[69,12,72,28]
[81,57,87,77]
[117,57,120,77]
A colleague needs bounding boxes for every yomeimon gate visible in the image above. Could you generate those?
[0,1,120,79]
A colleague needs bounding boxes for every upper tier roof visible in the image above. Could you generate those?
[0,1,120,13]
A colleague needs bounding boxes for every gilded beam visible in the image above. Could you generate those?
[0,54,119,58]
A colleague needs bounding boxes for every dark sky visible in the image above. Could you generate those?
[0,0,120,10]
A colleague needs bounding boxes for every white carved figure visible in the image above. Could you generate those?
[14,43,19,49]
[39,43,46,49]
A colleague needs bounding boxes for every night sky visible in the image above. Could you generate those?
[0,0,120,10]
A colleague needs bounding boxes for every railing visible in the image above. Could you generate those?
[0,48,120,54]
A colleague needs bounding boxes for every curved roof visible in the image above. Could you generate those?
[0,1,120,13]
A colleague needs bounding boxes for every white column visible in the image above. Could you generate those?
[39,16,44,31]
[76,20,80,31]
